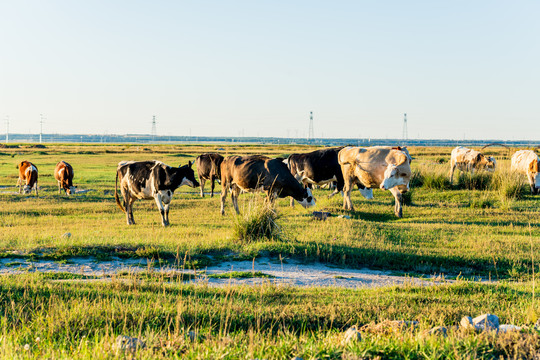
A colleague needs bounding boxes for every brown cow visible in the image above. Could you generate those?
[449,146,496,184]
[338,146,412,218]
[195,153,224,197]
[511,150,540,194]
[17,160,39,196]
[220,155,315,215]
[54,161,76,195]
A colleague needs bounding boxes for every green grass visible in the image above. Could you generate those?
[0,273,538,359]
[0,144,539,280]
[206,271,274,279]
[1,144,540,358]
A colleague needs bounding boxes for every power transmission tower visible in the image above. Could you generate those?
[308,111,314,141]
[402,113,408,145]
[39,114,45,143]
[151,115,157,141]
[4,116,8,144]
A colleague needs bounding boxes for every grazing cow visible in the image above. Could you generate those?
[511,150,540,194]
[115,160,199,226]
[338,146,412,218]
[54,161,76,195]
[285,147,375,205]
[449,146,496,184]
[220,155,316,215]
[195,153,224,197]
[17,161,38,196]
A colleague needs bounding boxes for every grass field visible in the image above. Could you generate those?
[0,143,539,358]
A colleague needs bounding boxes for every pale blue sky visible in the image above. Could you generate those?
[1,1,538,139]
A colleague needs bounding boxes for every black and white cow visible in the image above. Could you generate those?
[115,160,199,226]
[285,147,373,205]
[285,148,344,200]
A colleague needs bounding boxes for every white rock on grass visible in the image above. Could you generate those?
[114,335,146,352]
[498,324,521,333]
[343,326,362,344]
[61,232,71,238]
[460,316,474,330]
[472,314,499,331]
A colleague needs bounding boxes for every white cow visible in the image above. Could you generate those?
[511,150,540,195]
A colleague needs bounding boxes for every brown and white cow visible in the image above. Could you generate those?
[195,153,224,197]
[17,160,39,196]
[54,161,76,195]
[449,146,496,184]
[511,150,540,195]
[338,146,412,218]
[220,155,316,215]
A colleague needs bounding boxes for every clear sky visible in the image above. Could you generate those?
[1,1,538,140]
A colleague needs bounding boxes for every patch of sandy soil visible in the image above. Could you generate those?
[0,257,451,288]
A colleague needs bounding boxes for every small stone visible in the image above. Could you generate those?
[187,331,200,341]
[390,320,419,330]
[460,316,474,329]
[427,326,447,336]
[343,326,362,344]
[114,335,146,352]
[61,232,71,238]
[312,211,330,220]
[472,314,499,331]
[498,324,521,333]
[337,215,351,219]
[24,344,30,351]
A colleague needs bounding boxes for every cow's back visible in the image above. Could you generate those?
[18,160,38,187]
[196,153,223,179]
[54,161,74,182]
[512,150,539,173]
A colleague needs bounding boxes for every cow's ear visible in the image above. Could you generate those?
[530,160,539,173]
[476,154,482,162]
[188,160,193,168]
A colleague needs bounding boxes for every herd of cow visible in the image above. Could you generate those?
[14,145,540,227]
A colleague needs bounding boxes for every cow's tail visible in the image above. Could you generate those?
[114,169,125,213]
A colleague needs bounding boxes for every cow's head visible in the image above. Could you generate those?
[179,161,200,188]
[23,184,32,194]
[295,188,316,208]
[530,160,540,188]
[380,163,412,192]
[66,186,77,195]
[485,156,496,171]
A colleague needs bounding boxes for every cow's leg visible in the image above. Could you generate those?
[449,161,456,184]
[35,181,38,197]
[128,197,136,225]
[220,182,230,215]
[199,178,206,197]
[17,178,21,194]
[122,188,135,225]
[163,202,170,226]
[210,175,216,197]
[231,186,241,214]
[389,187,403,218]
[328,182,339,198]
[154,193,169,227]
[341,165,354,211]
